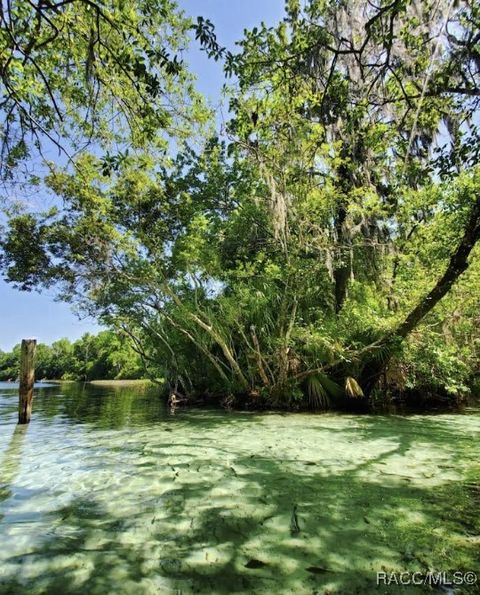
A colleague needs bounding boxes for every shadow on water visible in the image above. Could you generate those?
[1,458,479,593]
[0,384,478,594]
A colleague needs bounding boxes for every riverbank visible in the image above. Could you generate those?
[1,376,471,413]
[5,378,158,387]
[89,379,156,387]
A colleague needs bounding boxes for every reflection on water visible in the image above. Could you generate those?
[0,426,28,506]
[0,383,479,594]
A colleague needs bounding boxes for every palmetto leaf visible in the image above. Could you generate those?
[306,373,343,409]
[345,376,364,398]
[307,375,329,409]
[369,341,395,364]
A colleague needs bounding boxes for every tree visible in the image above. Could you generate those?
[0,331,143,380]
[222,0,480,397]
[0,0,207,186]
[0,344,20,379]
[1,0,479,407]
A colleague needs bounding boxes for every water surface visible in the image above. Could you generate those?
[0,383,479,593]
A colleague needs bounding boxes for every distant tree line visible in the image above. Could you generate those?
[0,331,144,381]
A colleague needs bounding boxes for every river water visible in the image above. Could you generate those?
[0,382,479,594]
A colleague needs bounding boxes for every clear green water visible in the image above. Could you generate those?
[0,382,479,594]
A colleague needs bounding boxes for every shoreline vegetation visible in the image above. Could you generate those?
[1,329,478,412]
[3,374,474,414]
[0,332,144,384]
[3,377,474,416]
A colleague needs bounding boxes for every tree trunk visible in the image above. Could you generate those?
[360,198,480,395]
[333,204,350,313]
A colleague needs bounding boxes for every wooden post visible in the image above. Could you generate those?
[18,339,36,424]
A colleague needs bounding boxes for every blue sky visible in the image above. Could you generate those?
[0,0,286,351]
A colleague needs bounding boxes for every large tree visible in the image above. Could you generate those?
[1,0,479,406]
[223,0,480,397]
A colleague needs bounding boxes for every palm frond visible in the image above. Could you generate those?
[319,373,344,399]
[306,373,343,409]
[307,375,329,409]
[345,376,364,398]
[369,341,396,364]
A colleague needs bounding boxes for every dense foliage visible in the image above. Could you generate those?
[0,331,143,380]
[0,0,208,186]
[1,0,479,408]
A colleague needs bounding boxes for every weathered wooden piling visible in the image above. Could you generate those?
[18,338,37,424]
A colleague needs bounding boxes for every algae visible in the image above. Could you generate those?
[0,383,479,594]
